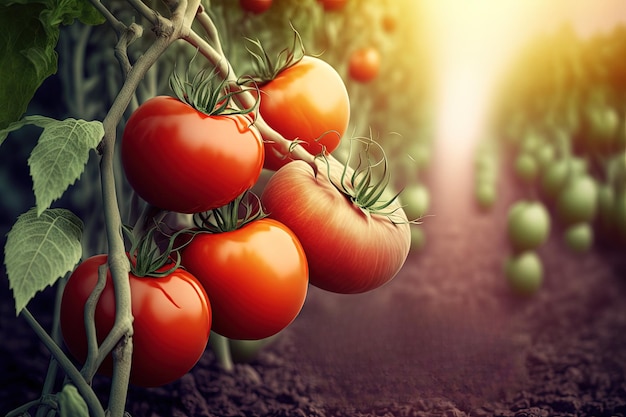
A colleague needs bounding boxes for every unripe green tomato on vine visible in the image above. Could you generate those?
[556,174,598,226]
[504,251,543,296]
[507,200,551,252]
[534,143,555,169]
[514,152,538,183]
[563,222,593,253]
[541,159,570,199]
[400,182,430,219]
[475,180,496,210]
[596,182,616,234]
[410,226,426,252]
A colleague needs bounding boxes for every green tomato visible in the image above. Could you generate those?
[515,152,538,183]
[475,153,498,183]
[507,200,551,252]
[556,174,598,226]
[475,180,496,210]
[401,183,430,219]
[596,183,616,233]
[534,143,555,169]
[615,191,626,241]
[504,251,543,296]
[541,159,569,199]
[410,226,427,252]
[564,222,593,253]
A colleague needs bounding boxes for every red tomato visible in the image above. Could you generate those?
[348,47,381,83]
[122,96,264,213]
[259,56,350,171]
[261,158,411,294]
[317,0,348,11]
[181,219,308,340]
[60,255,211,387]
[239,0,272,14]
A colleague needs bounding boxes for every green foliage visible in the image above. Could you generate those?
[0,0,104,130]
[58,384,90,417]
[1,116,104,215]
[5,207,83,315]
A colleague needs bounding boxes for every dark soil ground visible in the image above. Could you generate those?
[2,142,626,417]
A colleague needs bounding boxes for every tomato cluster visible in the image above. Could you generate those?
[60,46,413,387]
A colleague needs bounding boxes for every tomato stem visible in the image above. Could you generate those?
[209,332,235,372]
[193,191,267,233]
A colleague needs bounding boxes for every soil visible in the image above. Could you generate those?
[2,143,626,417]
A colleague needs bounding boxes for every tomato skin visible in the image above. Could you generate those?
[181,219,308,340]
[259,56,350,171]
[261,158,411,294]
[122,96,264,213]
[60,255,211,387]
[239,0,272,14]
[348,47,381,83]
[317,0,348,11]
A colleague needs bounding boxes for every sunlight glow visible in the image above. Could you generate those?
[422,0,626,163]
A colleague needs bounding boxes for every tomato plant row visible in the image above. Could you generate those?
[474,24,626,296]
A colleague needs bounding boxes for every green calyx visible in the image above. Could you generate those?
[326,135,405,223]
[193,191,267,233]
[123,224,188,278]
[169,58,258,117]
[240,24,305,85]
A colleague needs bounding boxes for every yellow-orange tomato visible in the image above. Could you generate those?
[259,56,350,171]
[348,47,381,83]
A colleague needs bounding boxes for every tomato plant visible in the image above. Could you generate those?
[261,153,411,294]
[507,200,551,252]
[348,47,381,83]
[60,254,212,387]
[122,96,264,213]
[239,0,272,14]
[181,218,308,340]
[257,55,350,171]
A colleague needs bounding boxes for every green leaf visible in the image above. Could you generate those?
[5,207,83,315]
[58,384,90,417]
[0,0,104,130]
[26,117,103,215]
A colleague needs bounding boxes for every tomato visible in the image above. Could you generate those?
[514,152,538,183]
[381,14,397,33]
[564,222,593,253]
[181,219,308,340]
[507,200,551,253]
[261,157,411,294]
[348,47,381,83]
[475,180,496,210]
[556,174,598,226]
[400,182,430,219]
[504,251,543,296]
[122,96,264,213]
[239,0,272,14]
[317,0,348,11]
[60,255,211,387]
[259,56,350,171]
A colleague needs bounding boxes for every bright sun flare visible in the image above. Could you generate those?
[422,0,626,163]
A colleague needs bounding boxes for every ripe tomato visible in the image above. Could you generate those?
[122,96,264,213]
[239,0,272,14]
[317,0,348,11]
[181,219,308,340]
[259,56,350,171]
[60,255,211,387]
[348,47,381,83]
[261,158,411,294]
